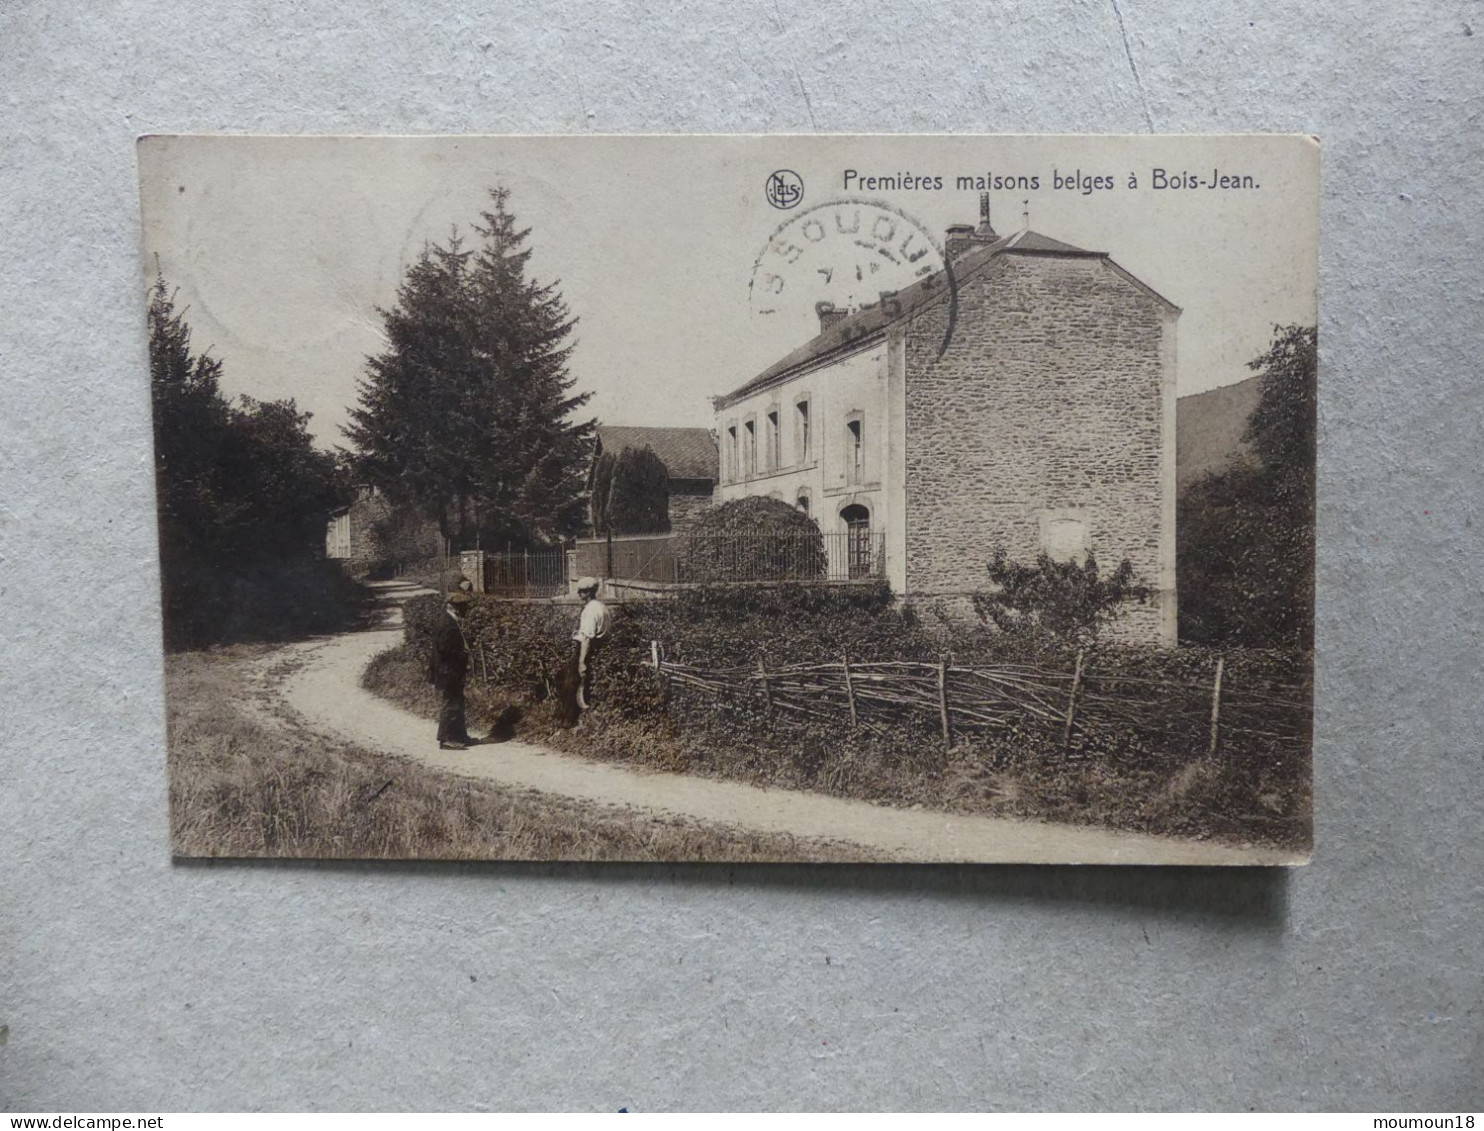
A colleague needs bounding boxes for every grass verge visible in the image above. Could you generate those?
[168,646,882,862]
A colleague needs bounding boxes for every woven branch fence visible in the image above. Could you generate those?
[645,643,1309,757]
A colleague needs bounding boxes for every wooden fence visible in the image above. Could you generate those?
[645,644,1309,757]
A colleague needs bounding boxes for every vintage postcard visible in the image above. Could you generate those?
[140,134,1317,864]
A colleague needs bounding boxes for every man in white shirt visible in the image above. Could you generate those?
[571,576,610,714]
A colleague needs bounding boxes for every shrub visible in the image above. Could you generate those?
[163,557,369,650]
[972,549,1150,648]
[675,496,826,582]
[386,587,1309,849]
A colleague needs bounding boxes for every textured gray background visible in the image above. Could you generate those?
[2,0,1481,1112]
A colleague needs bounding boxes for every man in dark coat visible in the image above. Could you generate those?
[429,590,475,749]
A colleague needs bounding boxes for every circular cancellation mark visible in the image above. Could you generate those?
[748,197,960,359]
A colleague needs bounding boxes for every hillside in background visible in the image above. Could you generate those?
[1176,376,1261,491]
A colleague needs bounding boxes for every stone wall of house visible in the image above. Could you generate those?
[902,253,1177,643]
[346,489,390,572]
[667,482,716,532]
[330,487,441,578]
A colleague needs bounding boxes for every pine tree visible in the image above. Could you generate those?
[345,188,593,548]
[345,234,477,542]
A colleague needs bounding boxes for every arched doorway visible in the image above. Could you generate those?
[840,504,872,579]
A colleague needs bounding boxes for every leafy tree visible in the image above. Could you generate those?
[973,549,1148,646]
[148,270,351,648]
[222,396,344,561]
[677,496,826,582]
[366,499,443,576]
[591,444,671,536]
[149,270,232,574]
[1178,325,1316,649]
[345,188,593,550]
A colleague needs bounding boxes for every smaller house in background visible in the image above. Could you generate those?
[326,485,442,577]
[591,425,719,532]
[326,485,390,572]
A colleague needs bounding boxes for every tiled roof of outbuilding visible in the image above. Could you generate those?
[594,425,718,481]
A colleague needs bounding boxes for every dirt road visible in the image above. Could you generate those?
[276,582,1302,865]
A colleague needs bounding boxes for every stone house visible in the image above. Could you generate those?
[590,425,719,533]
[325,485,389,573]
[325,484,441,577]
[713,202,1179,643]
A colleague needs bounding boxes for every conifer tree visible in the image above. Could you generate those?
[345,188,593,548]
[591,445,671,535]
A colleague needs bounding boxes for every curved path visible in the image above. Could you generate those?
[279,582,1301,865]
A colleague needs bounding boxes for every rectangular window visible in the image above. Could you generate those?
[725,425,738,482]
[744,419,756,476]
[766,409,780,470]
[796,398,811,462]
[847,417,864,484]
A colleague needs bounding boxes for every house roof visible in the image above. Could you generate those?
[594,425,718,481]
[716,228,1177,407]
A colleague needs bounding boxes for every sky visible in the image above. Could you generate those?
[138,134,1319,449]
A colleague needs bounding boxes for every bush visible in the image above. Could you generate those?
[402,582,1309,742]
[163,557,369,651]
[402,593,667,721]
[972,548,1150,648]
[676,496,826,582]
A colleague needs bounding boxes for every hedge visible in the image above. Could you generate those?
[396,585,1311,847]
[403,584,1310,757]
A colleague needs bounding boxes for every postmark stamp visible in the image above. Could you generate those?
[747,197,959,358]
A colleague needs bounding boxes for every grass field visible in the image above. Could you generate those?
[166,646,881,862]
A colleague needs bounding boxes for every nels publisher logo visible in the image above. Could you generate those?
[765,169,804,210]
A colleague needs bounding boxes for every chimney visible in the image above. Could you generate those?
[977,191,998,240]
[945,223,976,261]
[816,301,847,333]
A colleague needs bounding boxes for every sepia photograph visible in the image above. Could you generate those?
[138,133,1318,865]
